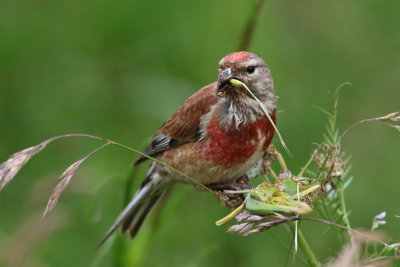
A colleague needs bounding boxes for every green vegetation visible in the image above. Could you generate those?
[1,1,399,266]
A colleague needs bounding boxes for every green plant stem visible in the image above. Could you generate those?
[237,0,266,51]
[297,229,321,267]
[338,182,353,242]
[288,223,320,267]
[321,198,342,243]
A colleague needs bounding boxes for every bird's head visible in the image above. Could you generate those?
[217,51,274,102]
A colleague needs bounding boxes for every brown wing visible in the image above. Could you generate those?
[133,82,217,165]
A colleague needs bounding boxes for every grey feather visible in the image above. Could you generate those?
[133,134,190,165]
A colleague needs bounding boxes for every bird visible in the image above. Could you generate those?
[100,51,277,244]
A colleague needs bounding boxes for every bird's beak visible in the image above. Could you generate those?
[217,68,235,92]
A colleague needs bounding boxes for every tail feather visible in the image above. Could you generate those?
[129,194,161,238]
[121,189,161,234]
[98,167,164,247]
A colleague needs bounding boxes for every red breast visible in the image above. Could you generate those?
[205,111,276,168]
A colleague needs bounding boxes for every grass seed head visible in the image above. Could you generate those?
[0,141,50,189]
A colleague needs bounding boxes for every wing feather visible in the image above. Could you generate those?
[133,82,217,165]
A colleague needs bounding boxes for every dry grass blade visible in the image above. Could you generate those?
[230,78,292,156]
[0,140,51,189]
[376,112,400,122]
[391,125,400,132]
[327,231,386,267]
[0,134,110,190]
[1,133,213,194]
[43,142,110,217]
[340,111,400,141]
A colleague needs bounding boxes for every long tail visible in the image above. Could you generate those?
[98,164,164,246]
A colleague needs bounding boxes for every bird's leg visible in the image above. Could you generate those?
[236,174,250,185]
[208,175,252,209]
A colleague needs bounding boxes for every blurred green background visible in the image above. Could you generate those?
[1,0,399,266]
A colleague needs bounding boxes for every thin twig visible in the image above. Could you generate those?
[299,217,387,246]
[277,151,288,171]
[339,112,400,141]
[339,118,378,141]
[295,147,320,179]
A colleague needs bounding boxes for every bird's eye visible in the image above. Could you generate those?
[247,66,255,74]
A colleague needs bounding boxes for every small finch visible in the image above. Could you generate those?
[100,51,276,243]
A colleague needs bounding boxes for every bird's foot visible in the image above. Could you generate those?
[207,175,253,209]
